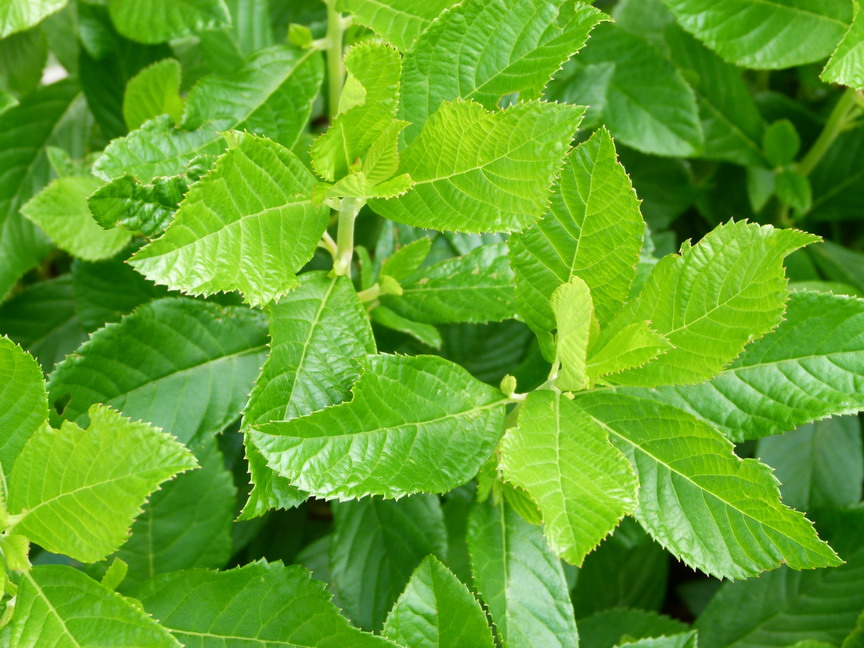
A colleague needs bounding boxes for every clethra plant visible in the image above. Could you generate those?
[1,0,864,646]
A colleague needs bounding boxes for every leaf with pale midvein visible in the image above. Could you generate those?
[0,0,67,38]
[108,0,230,44]
[399,0,606,142]
[383,555,496,648]
[510,127,644,346]
[616,290,864,441]
[499,390,637,565]
[598,221,818,387]
[0,338,47,472]
[551,277,593,391]
[381,242,516,324]
[587,321,671,381]
[240,272,376,519]
[123,58,184,131]
[370,100,583,233]
[182,44,323,149]
[468,499,578,648]
[9,565,179,647]
[8,404,196,563]
[572,391,841,579]
[130,132,328,306]
[251,353,507,499]
[48,297,267,446]
[337,0,457,51]
[661,0,852,70]
[822,1,864,90]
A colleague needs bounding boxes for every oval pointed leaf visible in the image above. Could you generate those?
[0,337,47,472]
[108,0,231,44]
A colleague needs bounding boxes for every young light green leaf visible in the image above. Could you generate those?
[381,237,432,282]
[399,0,606,142]
[108,0,231,44]
[662,0,852,70]
[578,609,689,648]
[130,132,329,306]
[123,58,184,131]
[316,171,414,202]
[251,353,507,499]
[510,127,644,343]
[370,306,443,349]
[370,100,583,233]
[551,276,593,391]
[468,499,578,648]
[332,496,447,632]
[382,555,496,648]
[587,321,671,381]
[48,297,267,446]
[88,173,188,236]
[573,391,841,579]
[22,176,132,261]
[0,0,67,38]
[336,0,457,51]
[822,2,864,89]
[9,566,179,647]
[241,272,376,519]
[500,390,638,565]
[132,561,398,647]
[8,404,196,563]
[381,242,516,324]
[0,337,48,472]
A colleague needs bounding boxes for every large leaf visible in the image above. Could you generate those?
[573,391,841,579]
[0,0,67,38]
[369,100,583,233]
[500,390,638,565]
[48,297,267,445]
[0,338,47,472]
[468,499,578,648]
[108,0,231,44]
[822,2,864,90]
[9,565,178,647]
[399,0,606,142]
[241,272,376,519]
[8,404,196,563]
[382,555,496,648]
[662,0,853,70]
[132,561,397,647]
[251,354,507,499]
[331,496,447,632]
[130,132,329,306]
[337,0,456,51]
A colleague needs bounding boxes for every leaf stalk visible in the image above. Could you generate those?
[797,88,861,176]
[324,0,345,119]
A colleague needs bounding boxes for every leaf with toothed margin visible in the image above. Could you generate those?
[8,404,196,563]
[551,276,594,391]
[0,337,48,472]
[336,0,458,51]
[615,633,699,648]
[0,0,69,38]
[108,0,231,44]
[250,353,508,500]
[822,1,864,90]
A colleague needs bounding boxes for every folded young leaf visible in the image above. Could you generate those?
[10,566,179,647]
[108,0,231,44]
[241,272,376,519]
[0,0,68,38]
[399,0,606,142]
[337,0,457,51]
[383,555,496,648]
[822,1,864,90]
[130,132,329,306]
[370,100,583,233]
[551,276,593,391]
[0,338,48,471]
[123,58,184,131]
[371,306,443,349]
[88,172,188,236]
[587,321,671,381]
[662,0,852,70]
[468,499,578,648]
[250,353,507,499]
[573,392,841,579]
[380,237,432,282]
[381,242,516,324]
[499,390,638,565]
[8,404,196,563]
[131,561,397,647]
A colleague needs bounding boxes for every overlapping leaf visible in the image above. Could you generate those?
[0,338,48,471]
[123,58,184,130]
[108,0,231,44]
[337,0,457,51]
[822,2,864,90]
[0,0,68,38]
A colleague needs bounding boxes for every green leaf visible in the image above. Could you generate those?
[370,100,583,233]
[336,0,457,51]
[382,555,496,648]
[381,237,432,282]
[500,390,638,565]
[8,404,196,562]
[807,240,864,293]
[371,306,443,349]
[578,609,688,648]
[617,633,699,648]
[587,321,671,382]
[573,391,841,579]
[88,172,188,236]
[251,353,507,499]
[661,0,853,69]
[510,128,644,344]
[551,277,593,391]
[468,499,578,648]
[822,2,864,89]
[332,496,447,632]
[0,337,47,472]
[108,0,231,44]
[22,176,132,261]
[695,506,864,648]
[845,612,864,648]
[132,561,398,647]
[9,566,178,647]
[381,242,516,324]
[130,132,329,306]
[241,272,376,519]
[182,44,323,149]
[763,119,801,167]
[757,416,863,511]
[399,0,606,142]
[598,221,818,387]
[618,290,864,441]
[123,58,184,130]
[0,0,68,38]
[48,297,267,445]
[776,170,812,213]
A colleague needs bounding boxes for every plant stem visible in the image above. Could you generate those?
[333,197,363,276]
[798,88,860,176]
[324,0,345,119]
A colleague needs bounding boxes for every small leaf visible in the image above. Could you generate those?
[0,0,68,38]
[381,238,432,282]
[587,321,671,380]
[0,337,48,471]
[776,169,812,213]
[578,609,688,648]
[763,119,801,167]
[108,0,231,44]
[123,58,184,131]
[371,306,443,349]
[551,277,593,391]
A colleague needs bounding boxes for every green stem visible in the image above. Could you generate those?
[797,89,860,176]
[333,197,363,276]
[324,0,345,119]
